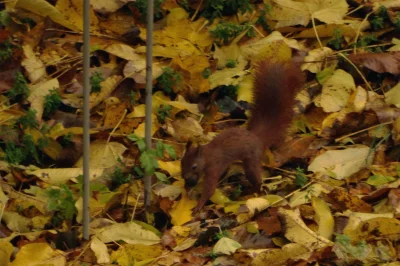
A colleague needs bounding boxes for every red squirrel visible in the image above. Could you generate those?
[181,59,305,212]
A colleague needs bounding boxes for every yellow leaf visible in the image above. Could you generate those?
[10,243,66,266]
[28,78,59,121]
[157,160,181,177]
[110,244,162,266]
[0,109,25,126]
[208,58,247,90]
[25,128,63,160]
[48,124,98,140]
[250,243,311,265]
[320,69,356,112]
[56,0,99,31]
[347,217,400,242]
[90,75,123,108]
[91,237,111,264]
[210,188,231,206]
[26,167,104,185]
[278,208,333,249]
[21,44,46,83]
[15,0,79,31]
[74,140,127,168]
[301,47,335,73]
[2,211,32,233]
[343,211,394,235]
[170,191,197,226]
[0,242,13,266]
[95,222,160,245]
[311,197,334,240]
[133,114,160,138]
[237,74,254,103]
[308,146,373,180]
[213,237,241,255]
[123,58,165,84]
[171,55,210,94]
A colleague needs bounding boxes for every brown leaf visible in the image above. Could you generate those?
[257,215,282,236]
[326,188,373,212]
[347,52,400,75]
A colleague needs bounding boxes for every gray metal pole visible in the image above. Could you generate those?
[144,0,154,208]
[82,0,91,239]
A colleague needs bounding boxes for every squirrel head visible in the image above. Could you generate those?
[181,140,205,189]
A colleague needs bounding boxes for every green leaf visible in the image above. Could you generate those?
[156,141,164,158]
[140,150,158,176]
[127,133,140,142]
[295,168,308,187]
[155,172,169,183]
[134,166,144,177]
[43,89,62,116]
[366,174,396,186]
[163,144,177,159]
[136,138,146,153]
[128,134,146,152]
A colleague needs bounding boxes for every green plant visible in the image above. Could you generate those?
[4,141,26,165]
[37,137,49,149]
[0,39,13,61]
[202,68,211,79]
[2,133,45,165]
[220,85,238,99]
[17,109,38,129]
[208,251,218,260]
[230,185,242,200]
[0,10,11,26]
[256,4,272,32]
[73,175,109,196]
[328,28,343,50]
[295,167,308,187]
[129,90,137,105]
[128,134,176,179]
[210,22,252,44]
[44,89,62,116]
[214,230,230,240]
[334,234,368,260]
[225,59,238,68]
[22,134,40,163]
[395,12,400,30]
[111,167,131,187]
[46,184,77,224]
[201,0,254,21]
[157,67,182,95]
[353,34,379,52]
[61,132,74,147]
[304,185,315,203]
[7,72,29,101]
[156,104,172,123]
[40,124,51,134]
[370,5,388,30]
[90,70,104,93]
[133,0,165,22]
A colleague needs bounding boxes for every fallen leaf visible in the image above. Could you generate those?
[95,222,160,245]
[308,146,374,180]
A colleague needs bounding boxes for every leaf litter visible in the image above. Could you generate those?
[0,0,400,265]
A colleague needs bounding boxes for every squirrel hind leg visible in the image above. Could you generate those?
[243,158,262,193]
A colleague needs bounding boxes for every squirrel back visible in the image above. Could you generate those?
[181,59,305,212]
[247,60,304,149]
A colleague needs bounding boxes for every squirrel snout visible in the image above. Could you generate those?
[184,175,198,188]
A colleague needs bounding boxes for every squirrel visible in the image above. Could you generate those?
[181,58,305,212]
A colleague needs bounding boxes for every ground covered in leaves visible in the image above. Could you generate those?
[1,0,400,265]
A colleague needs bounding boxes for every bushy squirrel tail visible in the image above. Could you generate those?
[247,60,305,149]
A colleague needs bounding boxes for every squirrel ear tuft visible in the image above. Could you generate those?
[186,140,193,149]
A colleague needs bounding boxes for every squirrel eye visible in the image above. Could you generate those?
[192,164,197,170]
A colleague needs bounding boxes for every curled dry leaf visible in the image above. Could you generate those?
[348,52,400,75]
[278,208,333,250]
